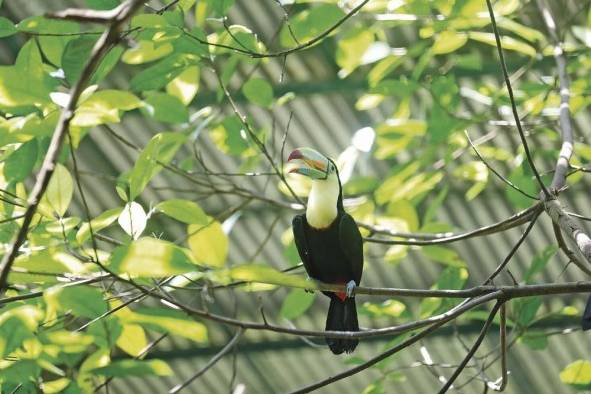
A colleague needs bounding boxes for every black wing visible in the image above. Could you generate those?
[338,213,364,285]
[292,214,316,278]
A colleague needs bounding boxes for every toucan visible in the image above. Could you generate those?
[288,147,364,354]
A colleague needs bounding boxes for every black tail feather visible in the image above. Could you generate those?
[325,297,359,354]
[583,294,591,331]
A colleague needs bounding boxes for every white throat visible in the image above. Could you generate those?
[306,175,340,229]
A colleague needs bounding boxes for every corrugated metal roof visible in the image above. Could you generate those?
[2,0,591,393]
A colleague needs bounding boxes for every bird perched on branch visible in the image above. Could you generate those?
[288,147,364,354]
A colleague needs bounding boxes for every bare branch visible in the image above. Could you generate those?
[437,302,502,393]
[363,203,542,245]
[169,328,244,393]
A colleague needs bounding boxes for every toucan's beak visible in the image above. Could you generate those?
[287,147,329,180]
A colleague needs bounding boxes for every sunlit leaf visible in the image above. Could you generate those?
[166,65,199,105]
[560,360,591,390]
[156,199,208,225]
[77,207,123,244]
[229,264,312,289]
[468,32,536,57]
[90,359,173,377]
[188,220,228,267]
[432,31,468,54]
[125,307,207,343]
[122,40,174,64]
[118,202,147,240]
[116,324,148,357]
[280,4,345,47]
[42,163,73,217]
[109,237,196,277]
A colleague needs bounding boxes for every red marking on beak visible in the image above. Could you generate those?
[287,149,303,162]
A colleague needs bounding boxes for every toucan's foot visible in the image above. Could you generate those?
[346,280,356,298]
[305,276,315,293]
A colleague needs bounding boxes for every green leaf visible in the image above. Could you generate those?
[76,207,123,244]
[43,163,74,217]
[156,199,208,224]
[0,360,40,383]
[4,139,37,182]
[125,307,207,343]
[85,0,120,10]
[129,132,186,199]
[62,36,122,84]
[0,305,43,357]
[280,289,315,320]
[130,53,198,91]
[109,237,196,277]
[524,245,558,284]
[519,330,548,350]
[0,16,16,38]
[166,65,199,105]
[10,249,86,284]
[73,90,142,127]
[280,4,345,47]
[210,116,250,156]
[0,40,53,108]
[422,246,466,267]
[45,285,108,319]
[229,264,312,289]
[142,92,188,124]
[560,360,591,390]
[242,78,274,107]
[188,220,228,267]
[90,359,173,377]
[514,296,542,327]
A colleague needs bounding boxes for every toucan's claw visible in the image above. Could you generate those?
[346,280,356,298]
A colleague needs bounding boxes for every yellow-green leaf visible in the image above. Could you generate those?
[125,307,207,343]
[122,40,174,64]
[166,66,199,105]
[229,264,313,289]
[560,360,591,389]
[156,199,208,225]
[43,163,73,217]
[116,324,148,357]
[188,221,228,267]
[432,31,468,54]
[109,237,196,277]
[76,207,123,244]
[280,289,315,320]
[468,32,536,57]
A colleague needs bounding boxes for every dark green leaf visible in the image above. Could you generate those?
[0,16,16,38]
[130,53,198,91]
[524,245,558,284]
[4,139,37,182]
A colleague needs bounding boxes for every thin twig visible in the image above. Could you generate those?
[169,328,244,393]
[465,130,538,200]
[485,0,550,198]
[437,302,502,393]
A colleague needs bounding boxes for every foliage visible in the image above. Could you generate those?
[0,0,589,392]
